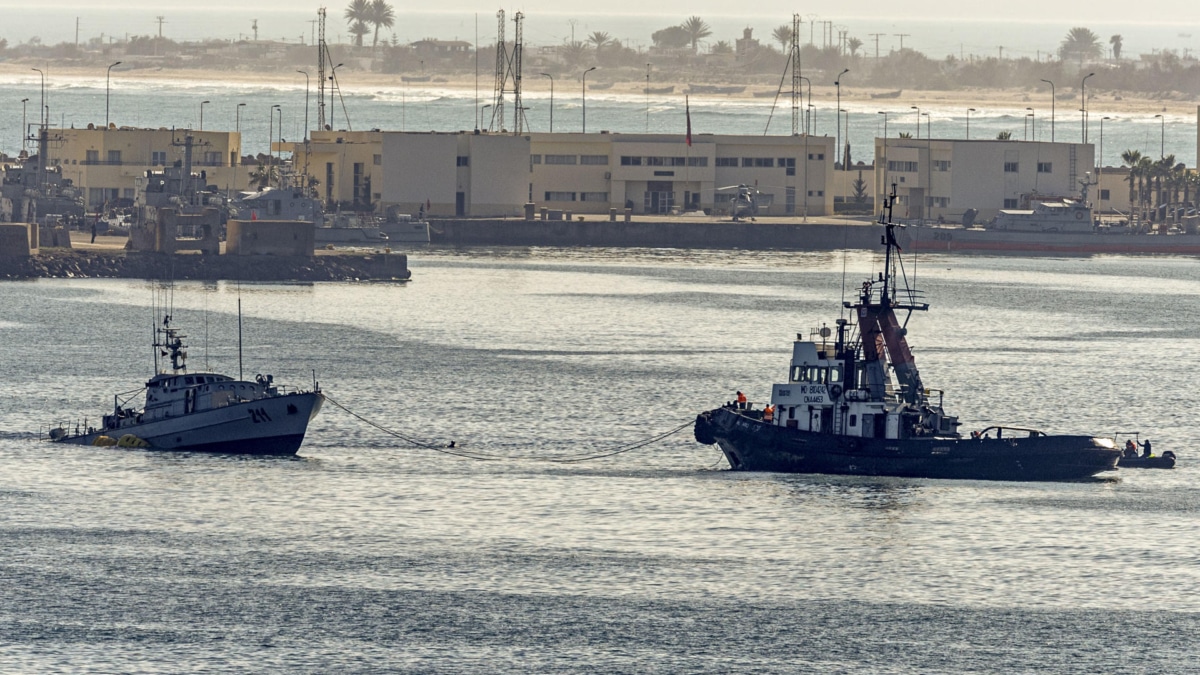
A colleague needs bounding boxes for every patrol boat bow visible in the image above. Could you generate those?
[49,316,323,455]
[693,187,1121,481]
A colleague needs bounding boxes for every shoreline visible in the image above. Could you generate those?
[2,62,1195,118]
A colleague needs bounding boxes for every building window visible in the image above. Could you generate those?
[106,150,121,164]
[151,151,167,165]
[531,154,542,164]
[807,190,824,196]
[1100,189,1111,200]
[929,197,949,208]
[1004,161,1019,172]
[887,160,919,172]
[580,192,609,201]
[715,157,737,167]
[620,156,642,166]
[456,156,470,166]
[544,191,577,201]
[373,154,382,166]
[1037,162,1052,173]
[780,157,797,176]
[1003,198,1019,208]
[741,158,773,167]
[203,151,221,165]
[688,157,708,167]
[580,155,609,165]
[807,153,825,161]
[122,188,134,199]
[545,154,577,165]
[85,150,99,164]
[933,160,951,171]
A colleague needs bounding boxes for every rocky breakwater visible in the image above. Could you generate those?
[0,250,411,282]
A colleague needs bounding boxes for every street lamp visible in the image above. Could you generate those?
[1154,113,1165,158]
[200,100,210,131]
[644,63,650,132]
[835,68,849,168]
[105,61,121,128]
[1099,116,1111,194]
[1024,112,1033,141]
[1026,107,1034,141]
[236,102,246,135]
[20,98,28,151]
[540,72,554,132]
[922,111,930,139]
[840,108,849,167]
[480,103,492,131]
[1080,72,1094,143]
[911,105,920,139]
[1040,78,1055,142]
[581,66,596,133]
[31,68,45,128]
[878,111,889,197]
[798,76,812,134]
[297,70,310,141]
[269,104,280,184]
[966,108,975,139]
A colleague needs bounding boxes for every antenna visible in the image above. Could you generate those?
[237,280,244,381]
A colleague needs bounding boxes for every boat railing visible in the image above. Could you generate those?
[973,425,1047,439]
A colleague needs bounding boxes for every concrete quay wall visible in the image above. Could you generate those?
[0,250,411,282]
[430,219,886,251]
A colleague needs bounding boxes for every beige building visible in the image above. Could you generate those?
[293,130,835,218]
[873,138,1096,222]
[45,126,248,207]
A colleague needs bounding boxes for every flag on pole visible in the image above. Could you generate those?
[685,96,692,147]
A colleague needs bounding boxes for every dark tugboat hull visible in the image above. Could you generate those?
[697,408,1120,482]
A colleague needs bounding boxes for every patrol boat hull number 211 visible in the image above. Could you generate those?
[694,187,1121,482]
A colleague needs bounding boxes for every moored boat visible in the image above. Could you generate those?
[693,187,1121,481]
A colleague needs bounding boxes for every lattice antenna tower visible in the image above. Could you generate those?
[317,7,327,131]
[490,10,507,131]
[512,12,525,134]
[791,13,802,136]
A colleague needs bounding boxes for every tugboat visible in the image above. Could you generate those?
[693,186,1122,481]
[48,316,323,455]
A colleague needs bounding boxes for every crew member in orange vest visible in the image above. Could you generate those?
[736,391,747,409]
[763,404,774,422]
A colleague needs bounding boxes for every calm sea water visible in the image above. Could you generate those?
[1,247,1199,671]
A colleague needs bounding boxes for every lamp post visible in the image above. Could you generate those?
[540,72,554,132]
[840,108,849,168]
[807,104,815,138]
[878,111,889,197]
[922,111,930,139]
[911,105,920,139]
[644,63,650,132]
[31,68,45,128]
[1154,113,1164,158]
[798,76,812,134]
[581,66,596,133]
[199,100,210,131]
[480,103,491,131]
[1026,107,1034,141]
[297,70,310,141]
[269,104,280,185]
[20,98,28,151]
[1024,112,1032,141]
[105,61,121,128]
[966,108,975,139]
[834,68,848,168]
[1080,72,1094,143]
[236,102,246,135]
[1040,78,1055,142]
[1099,116,1110,198]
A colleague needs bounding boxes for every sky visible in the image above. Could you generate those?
[5,1,1200,25]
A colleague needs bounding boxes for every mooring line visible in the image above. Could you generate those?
[322,394,695,463]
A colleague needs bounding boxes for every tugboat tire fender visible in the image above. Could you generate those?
[694,413,717,445]
[829,384,844,400]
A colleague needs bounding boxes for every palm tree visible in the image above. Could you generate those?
[344,0,371,47]
[369,0,395,50]
[847,37,863,57]
[898,132,913,139]
[1121,149,1141,210]
[1109,34,1123,60]
[772,24,793,52]
[1058,27,1102,66]
[587,31,612,51]
[711,40,733,55]
[680,16,712,52]
[1136,156,1154,220]
[996,130,1013,140]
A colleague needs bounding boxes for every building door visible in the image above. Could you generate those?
[455,192,466,216]
[643,180,674,214]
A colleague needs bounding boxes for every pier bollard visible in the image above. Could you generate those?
[609,208,617,222]
[623,208,632,223]
[524,202,536,221]
[540,207,548,221]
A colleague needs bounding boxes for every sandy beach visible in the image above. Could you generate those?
[3,62,1195,118]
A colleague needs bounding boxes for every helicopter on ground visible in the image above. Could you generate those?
[716,184,770,221]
